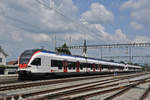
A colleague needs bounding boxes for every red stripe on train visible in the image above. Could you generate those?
[19,64,27,69]
[27,51,41,65]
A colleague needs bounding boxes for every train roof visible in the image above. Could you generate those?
[38,49,125,66]
[126,64,141,68]
[25,49,142,68]
[39,49,119,63]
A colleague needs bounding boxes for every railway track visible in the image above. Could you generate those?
[75,79,150,100]
[0,72,144,86]
[0,74,18,85]
[103,80,148,100]
[0,74,114,91]
[105,79,150,100]
[0,72,149,100]
[0,74,108,87]
[0,73,109,85]
[0,72,144,91]
[139,84,150,100]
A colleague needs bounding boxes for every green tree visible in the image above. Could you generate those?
[142,64,150,71]
[120,61,125,64]
[56,43,71,55]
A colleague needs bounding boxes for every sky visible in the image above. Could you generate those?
[0,0,150,62]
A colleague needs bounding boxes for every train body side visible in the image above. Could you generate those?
[18,49,142,79]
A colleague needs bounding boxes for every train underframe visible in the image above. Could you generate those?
[17,70,139,80]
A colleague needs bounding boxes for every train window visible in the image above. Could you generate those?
[68,66,71,70]
[31,58,41,66]
[73,66,75,69]
[87,63,92,69]
[51,60,62,69]
[72,62,75,69]
[88,64,92,69]
[96,64,98,70]
[80,63,84,70]
[81,63,86,68]
[105,65,109,68]
[80,63,83,70]
[83,63,87,68]
[51,60,56,67]
[57,61,62,69]
[87,63,89,68]
[88,64,90,68]
[68,62,75,70]
[68,62,72,69]
[80,63,83,67]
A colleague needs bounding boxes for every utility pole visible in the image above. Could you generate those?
[69,36,72,47]
[50,0,54,9]
[109,47,111,60]
[101,47,103,59]
[54,35,57,51]
[82,40,87,57]
[129,46,132,63]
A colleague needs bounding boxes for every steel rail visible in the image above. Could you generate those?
[24,76,150,100]
[0,72,144,92]
[71,78,150,100]
[0,72,148,100]
[139,84,150,100]
[104,79,150,100]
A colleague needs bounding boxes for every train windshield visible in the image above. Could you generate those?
[19,50,37,64]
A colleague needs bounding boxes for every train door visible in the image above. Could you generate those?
[41,56,51,72]
[93,64,96,72]
[99,64,102,72]
[63,61,68,72]
[76,61,80,72]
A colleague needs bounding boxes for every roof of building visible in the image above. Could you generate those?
[7,61,18,65]
[0,46,8,57]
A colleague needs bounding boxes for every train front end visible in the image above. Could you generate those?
[18,49,39,80]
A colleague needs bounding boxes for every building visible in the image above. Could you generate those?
[7,61,18,65]
[0,46,7,65]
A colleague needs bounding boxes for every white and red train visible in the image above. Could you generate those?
[18,49,142,80]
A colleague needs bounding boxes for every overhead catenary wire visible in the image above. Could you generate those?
[35,0,101,41]
[0,0,100,42]
[0,7,44,33]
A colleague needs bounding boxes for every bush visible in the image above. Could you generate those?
[0,65,8,68]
